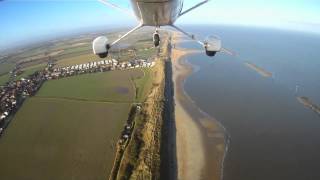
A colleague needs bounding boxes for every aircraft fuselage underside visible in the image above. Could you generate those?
[131,0,183,26]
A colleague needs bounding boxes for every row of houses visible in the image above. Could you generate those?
[47,59,155,79]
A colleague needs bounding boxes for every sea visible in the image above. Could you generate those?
[179,25,320,180]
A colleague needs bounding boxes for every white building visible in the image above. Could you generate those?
[0,115,6,120]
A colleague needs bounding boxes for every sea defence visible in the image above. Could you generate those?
[171,33,228,180]
[245,62,272,77]
[297,96,320,116]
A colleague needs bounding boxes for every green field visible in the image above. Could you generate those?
[0,62,14,85]
[0,98,130,180]
[133,68,153,102]
[37,69,144,102]
[0,73,10,85]
[0,68,153,180]
[0,62,14,75]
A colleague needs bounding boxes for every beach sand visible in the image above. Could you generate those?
[171,33,228,180]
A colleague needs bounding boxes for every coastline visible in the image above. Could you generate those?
[171,33,228,180]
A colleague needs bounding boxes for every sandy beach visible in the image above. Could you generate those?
[171,33,227,180]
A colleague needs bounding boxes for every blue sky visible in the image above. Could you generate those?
[0,0,320,50]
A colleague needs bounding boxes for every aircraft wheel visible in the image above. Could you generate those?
[153,33,160,47]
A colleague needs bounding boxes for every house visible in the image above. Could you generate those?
[112,59,118,65]
[142,62,148,67]
[136,105,142,111]
[123,134,129,139]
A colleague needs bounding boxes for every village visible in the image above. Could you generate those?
[0,57,155,135]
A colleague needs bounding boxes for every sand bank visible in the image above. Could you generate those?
[171,33,227,180]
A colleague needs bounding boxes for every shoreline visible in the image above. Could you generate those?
[171,33,228,180]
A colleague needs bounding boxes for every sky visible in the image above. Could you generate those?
[0,0,320,51]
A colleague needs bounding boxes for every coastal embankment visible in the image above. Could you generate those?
[110,37,171,180]
[171,33,228,180]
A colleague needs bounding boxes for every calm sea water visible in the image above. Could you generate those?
[180,25,320,180]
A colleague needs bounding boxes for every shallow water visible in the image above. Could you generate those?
[181,25,320,180]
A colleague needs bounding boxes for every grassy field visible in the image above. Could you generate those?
[0,73,10,85]
[0,62,15,75]
[0,98,131,180]
[133,68,154,102]
[37,69,143,102]
[0,68,154,179]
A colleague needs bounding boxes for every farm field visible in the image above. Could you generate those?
[37,69,144,102]
[0,74,10,86]
[0,62,14,75]
[0,98,131,180]
[0,68,154,180]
